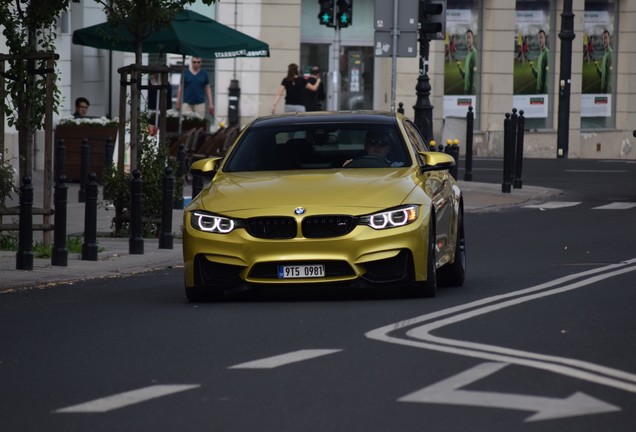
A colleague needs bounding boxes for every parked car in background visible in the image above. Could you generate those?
[182,111,466,302]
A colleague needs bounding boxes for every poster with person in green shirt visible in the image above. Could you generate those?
[581,1,614,120]
[443,1,479,118]
[513,1,550,119]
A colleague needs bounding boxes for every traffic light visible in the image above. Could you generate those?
[419,0,446,40]
[337,0,353,28]
[318,0,335,28]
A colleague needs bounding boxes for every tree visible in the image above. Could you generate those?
[92,0,216,170]
[0,0,78,180]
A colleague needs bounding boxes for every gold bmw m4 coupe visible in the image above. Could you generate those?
[183,111,465,301]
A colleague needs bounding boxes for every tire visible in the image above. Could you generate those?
[402,217,437,298]
[437,208,466,287]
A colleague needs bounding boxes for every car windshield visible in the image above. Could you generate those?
[223,123,411,172]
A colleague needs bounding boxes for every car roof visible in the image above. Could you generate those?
[248,111,401,128]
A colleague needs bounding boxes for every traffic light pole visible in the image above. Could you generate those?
[331,24,341,111]
[413,32,433,143]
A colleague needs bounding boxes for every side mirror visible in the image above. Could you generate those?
[189,157,222,180]
[419,151,456,173]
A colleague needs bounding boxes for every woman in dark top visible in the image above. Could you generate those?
[271,63,321,114]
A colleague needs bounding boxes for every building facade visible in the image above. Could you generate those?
[2,0,635,171]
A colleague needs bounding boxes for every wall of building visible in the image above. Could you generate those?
[2,0,635,169]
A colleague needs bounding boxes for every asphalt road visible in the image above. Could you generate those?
[1,158,635,431]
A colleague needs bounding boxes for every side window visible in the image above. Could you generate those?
[404,121,429,152]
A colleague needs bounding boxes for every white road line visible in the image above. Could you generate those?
[228,349,342,369]
[398,362,620,422]
[366,258,636,394]
[524,201,581,209]
[593,202,636,210]
[54,384,199,413]
[565,169,627,173]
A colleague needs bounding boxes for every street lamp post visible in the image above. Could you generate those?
[557,0,575,159]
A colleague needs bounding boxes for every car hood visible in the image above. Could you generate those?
[193,169,421,217]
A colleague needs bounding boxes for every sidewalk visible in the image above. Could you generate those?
[0,173,561,292]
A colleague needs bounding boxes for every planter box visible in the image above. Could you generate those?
[55,125,118,182]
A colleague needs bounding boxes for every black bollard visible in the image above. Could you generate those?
[104,136,114,168]
[16,176,34,270]
[78,138,90,202]
[173,143,185,209]
[502,113,512,193]
[509,108,518,185]
[82,172,99,261]
[513,110,525,189]
[129,169,144,255]
[159,166,174,249]
[55,138,66,183]
[397,102,405,114]
[464,106,474,181]
[52,174,69,267]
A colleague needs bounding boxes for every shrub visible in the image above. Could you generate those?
[101,118,181,237]
[0,151,17,208]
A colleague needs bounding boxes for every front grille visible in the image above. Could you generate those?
[250,261,355,279]
[246,217,297,239]
[302,215,356,238]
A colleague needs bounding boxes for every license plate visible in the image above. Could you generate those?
[278,264,325,279]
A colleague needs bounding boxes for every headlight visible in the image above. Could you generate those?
[359,205,419,230]
[190,211,239,234]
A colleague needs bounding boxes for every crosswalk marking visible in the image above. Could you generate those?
[524,201,636,210]
[592,202,636,210]
[229,349,342,369]
[524,201,581,209]
[54,384,199,413]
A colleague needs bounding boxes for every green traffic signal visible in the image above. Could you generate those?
[318,0,335,27]
[336,0,352,28]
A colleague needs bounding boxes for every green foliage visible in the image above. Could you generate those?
[0,151,17,208]
[0,234,86,258]
[0,0,77,130]
[102,116,181,237]
[0,232,18,250]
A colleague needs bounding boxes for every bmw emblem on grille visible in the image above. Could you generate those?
[294,207,306,215]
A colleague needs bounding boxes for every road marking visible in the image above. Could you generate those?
[593,202,636,210]
[524,201,581,209]
[399,362,620,422]
[366,258,636,394]
[565,169,627,173]
[54,384,199,413]
[228,349,342,369]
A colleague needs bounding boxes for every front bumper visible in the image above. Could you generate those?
[183,210,431,289]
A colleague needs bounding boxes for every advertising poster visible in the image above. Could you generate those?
[443,1,479,118]
[513,1,550,118]
[581,1,614,118]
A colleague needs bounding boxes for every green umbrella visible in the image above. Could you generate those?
[72,9,269,58]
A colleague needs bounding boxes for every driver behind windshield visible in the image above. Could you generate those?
[344,130,404,167]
